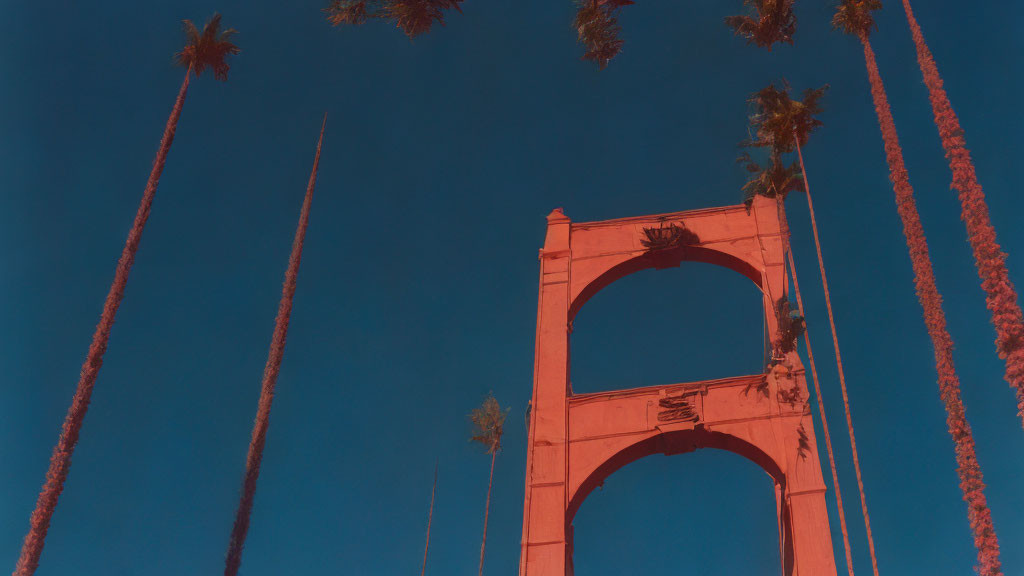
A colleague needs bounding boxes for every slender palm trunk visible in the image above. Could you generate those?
[794,137,879,576]
[421,462,438,576]
[478,448,496,576]
[775,196,855,576]
[13,68,192,576]
[223,115,327,576]
[861,37,1002,576]
[901,0,1024,427]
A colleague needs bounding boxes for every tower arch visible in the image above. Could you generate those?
[519,196,838,576]
[569,434,788,574]
[569,261,766,392]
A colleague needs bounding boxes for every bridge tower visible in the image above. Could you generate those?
[519,195,838,575]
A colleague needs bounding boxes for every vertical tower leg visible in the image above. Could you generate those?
[786,486,837,575]
[520,210,572,576]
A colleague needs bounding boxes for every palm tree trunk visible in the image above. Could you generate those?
[775,195,855,576]
[478,448,496,576]
[861,36,1003,576]
[223,115,327,576]
[794,137,879,576]
[13,68,192,576]
[421,462,438,576]
[901,0,1024,428]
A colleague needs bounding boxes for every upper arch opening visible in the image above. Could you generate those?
[569,262,766,393]
[569,243,763,321]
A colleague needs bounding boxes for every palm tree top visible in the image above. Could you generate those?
[724,0,797,50]
[470,394,508,455]
[738,150,804,205]
[325,0,464,38]
[745,82,827,153]
[175,13,240,81]
[574,0,633,69]
[832,0,882,38]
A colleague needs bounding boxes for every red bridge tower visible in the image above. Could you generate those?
[519,195,838,575]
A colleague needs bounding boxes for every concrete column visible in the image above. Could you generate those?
[520,209,572,576]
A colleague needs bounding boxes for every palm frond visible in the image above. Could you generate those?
[325,0,369,25]
[744,82,828,153]
[325,0,464,38]
[738,150,804,205]
[832,0,882,38]
[175,13,240,81]
[724,0,796,49]
[574,0,633,69]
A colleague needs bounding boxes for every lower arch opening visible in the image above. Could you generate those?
[570,446,783,574]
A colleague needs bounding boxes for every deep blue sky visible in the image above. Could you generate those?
[2,0,1022,574]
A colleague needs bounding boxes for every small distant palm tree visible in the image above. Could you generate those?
[834,1,1002,573]
[421,462,438,576]
[470,394,508,576]
[12,15,238,576]
[724,0,796,49]
[325,0,465,38]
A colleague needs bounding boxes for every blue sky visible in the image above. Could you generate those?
[2,0,1022,574]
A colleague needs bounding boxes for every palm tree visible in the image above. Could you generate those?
[223,115,327,576]
[421,462,438,576]
[575,0,794,69]
[743,83,826,153]
[900,0,1024,429]
[572,0,633,69]
[834,2,1002,574]
[744,82,882,576]
[742,149,863,576]
[724,0,796,49]
[470,394,507,576]
[12,15,238,576]
[325,0,465,38]
[737,150,802,207]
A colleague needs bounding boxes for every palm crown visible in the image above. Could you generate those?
[470,394,508,455]
[325,0,464,38]
[574,0,633,69]
[738,150,805,205]
[724,0,797,50]
[744,83,827,153]
[175,13,239,81]
[831,0,882,38]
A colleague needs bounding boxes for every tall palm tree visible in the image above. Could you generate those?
[724,0,796,49]
[470,394,507,576]
[834,2,1002,574]
[743,83,826,153]
[223,116,327,576]
[900,0,1024,428]
[421,462,438,576]
[575,0,794,69]
[325,0,466,38]
[744,82,883,576]
[742,150,862,576]
[12,15,238,576]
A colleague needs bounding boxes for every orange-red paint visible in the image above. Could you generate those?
[519,196,838,575]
